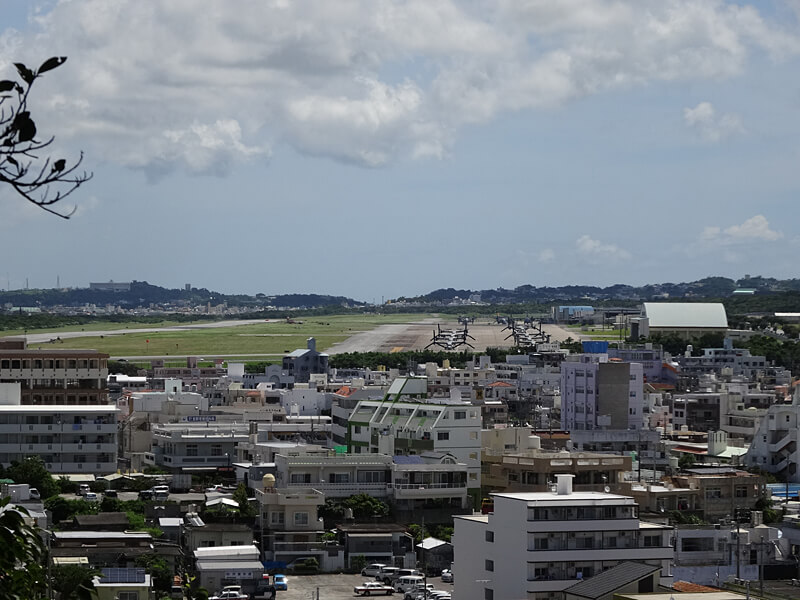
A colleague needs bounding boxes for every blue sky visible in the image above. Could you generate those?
[2,1,800,301]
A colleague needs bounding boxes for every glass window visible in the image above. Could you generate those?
[294,512,309,526]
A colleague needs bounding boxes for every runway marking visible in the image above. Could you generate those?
[390,346,404,353]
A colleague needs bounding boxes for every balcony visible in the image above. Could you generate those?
[391,482,468,500]
[256,488,325,507]
[286,481,388,498]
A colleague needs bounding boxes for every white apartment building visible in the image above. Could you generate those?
[255,478,333,568]
[346,396,482,498]
[744,397,800,481]
[0,383,117,473]
[453,475,673,600]
[147,422,250,472]
[273,450,470,513]
[561,356,644,431]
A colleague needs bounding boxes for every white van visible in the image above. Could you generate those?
[394,575,425,593]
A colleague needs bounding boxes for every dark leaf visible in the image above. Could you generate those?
[13,63,34,84]
[0,80,15,92]
[13,111,36,142]
[52,158,66,172]
[38,56,67,74]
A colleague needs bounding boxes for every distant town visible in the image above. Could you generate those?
[4,278,800,599]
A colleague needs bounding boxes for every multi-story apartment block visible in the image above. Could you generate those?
[346,393,482,501]
[273,450,470,518]
[0,337,109,405]
[561,356,644,431]
[256,475,328,566]
[453,474,673,600]
[744,397,800,481]
[0,384,117,473]
[147,422,249,472]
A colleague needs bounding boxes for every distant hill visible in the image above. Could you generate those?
[399,276,800,304]
[0,281,365,310]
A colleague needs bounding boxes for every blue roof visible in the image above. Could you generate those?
[393,455,424,465]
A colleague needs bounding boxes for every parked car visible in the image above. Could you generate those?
[28,487,40,500]
[273,574,288,591]
[103,489,118,498]
[403,583,435,599]
[138,489,153,500]
[209,590,248,600]
[362,563,388,578]
[354,581,394,596]
[376,567,401,584]
[83,492,98,501]
[440,569,453,583]
[252,579,276,600]
[77,484,90,496]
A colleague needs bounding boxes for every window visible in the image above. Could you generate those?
[470,431,478,440]
[294,512,309,526]
[735,485,748,498]
[485,531,494,542]
[290,473,311,484]
[329,473,350,483]
[211,444,222,456]
[118,593,139,600]
[186,444,198,457]
[270,512,284,525]
[437,431,450,441]
[643,535,661,547]
[454,411,466,420]
[485,559,494,572]
[681,537,714,552]
[705,487,722,499]
[484,589,493,600]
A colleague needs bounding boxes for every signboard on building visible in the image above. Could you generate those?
[185,415,216,422]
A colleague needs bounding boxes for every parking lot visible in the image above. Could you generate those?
[275,573,454,600]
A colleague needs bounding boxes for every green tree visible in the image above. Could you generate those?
[0,57,92,218]
[135,555,173,593]
[0,497,47,600]
[232,483,255,517]
[4,456,59,499]
[51,564,99,600]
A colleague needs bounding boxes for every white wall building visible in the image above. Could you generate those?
[347,395,482,497]
[744,396,800,481]
[561,356,644,431]
[0,383,117,473]
[453,475,673,600]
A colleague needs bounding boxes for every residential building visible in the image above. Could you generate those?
[346,384,482,502]
[561,356,644,431]
[673,520,794,585]
[744,396,800,481]
[282,337,329,383]
[255,475,333,568]
[0,383,117,473]
[92,568,152,600]
[665,468,766,522]
[51,531,153,565]
[0,337,109,405]
[453,474,673,600]
[273,450,470,519]
[336,522,415,569]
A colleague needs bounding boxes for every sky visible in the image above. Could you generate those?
[2,0,800,302]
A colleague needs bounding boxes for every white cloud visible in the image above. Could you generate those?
[576,235,631,261]
[702,215,783,244]
[538,248,556,263]
[684,101,744,142]
[1,0,797,175]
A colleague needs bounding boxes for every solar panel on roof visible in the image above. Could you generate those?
[100,568,146,584]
